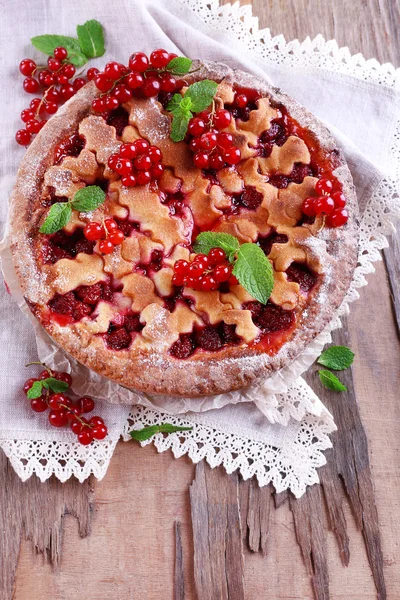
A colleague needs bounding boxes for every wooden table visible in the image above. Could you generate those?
[2,1,400,599]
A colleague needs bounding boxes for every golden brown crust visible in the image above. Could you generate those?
[9,61,359,398]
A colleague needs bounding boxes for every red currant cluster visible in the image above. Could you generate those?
[16,47,87,146]
[302,178,349,227]
[91,49,184,114]
[188,110,241,170]
[107,138,164,187]
[83,217,125,255]
[172,247,238,291]
[23,364,107,445]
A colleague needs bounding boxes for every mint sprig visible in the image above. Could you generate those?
[317,345,355,370]
[166,56,192,75]
[40,185,106,234]
[318,370,348,392]
[27,377,69,399]
[31,19,105,67]
[166,79,218,142]
[130,424,193,442]
[193,232,274,304]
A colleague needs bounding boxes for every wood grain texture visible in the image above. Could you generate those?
[6,1,400,600]
[174,522,185,600]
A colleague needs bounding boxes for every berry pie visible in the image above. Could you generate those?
[9,55,359,397]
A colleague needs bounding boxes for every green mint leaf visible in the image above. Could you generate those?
[39,202,72,234]
[233,243,274,304]
[318,370,348,392]
[130,424,193,442]
[170,111,191,142]
[184,80,218,113]
[42,378,69,393]
[317,346,355,371]
[31,35,87,67]
[180,97,194,112]
[166,56,192,75]
[71,185,106,212]
[193,232,240,262]
[166,93,185,114]
[27,380,44,399]
[76,20,105,58]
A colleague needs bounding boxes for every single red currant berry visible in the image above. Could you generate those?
[78,396,95,413]
[172,273,186,286]
[15,129,31,145]
[49,409,69,427]
[143,77,161,97]
[70,419,84,435]
[121,174,137,187]
[331,191,347,208]
[109,156,133,176]
[315,178,333,195]
[193,151,210,169]
[228,274,239,286]
[174,260,189,275]
[31,397,48,412]
[148,145,162,163]
[188,262,206,278]
[113,84,132,103]
[150,163,164,179]
[302,197,317,217]
[26,119,41,133]
[45,101,58,114]
[159,73,177,92]
[109,230,125,245]
[39,369,51,380]
[62,64,76,79]
[47,57,61,72]
[326,208,349,228]
[107,154,120,170]
[19,59,36,76]
[235,93,248,108]
[127,72,144,89]
[198,131,218,150]
[209,151,225,170]
[129,52,149,72]
[53,46,68,60]
[43,73,56,87]
[23,378,38,395]
[150,48,170,68]
[59,84,75,100]
[92,97,105,113]
[104,61,123,80]
[87,67,100,81]
[188,117,207,137]
[49,393,70,411]
[133,139,150,154]
[314,195,335,215]
[90,416,104,427]
[94,74,114,92]
[120,143,137,158]
[104,218,118,233]
[78,430,94,445]
[92,424,108,440]
[190,137,201,152]
[38,70,50,86]
[136,170,152,185]
[217,132,234,149]
[213,264,231,282]
[193,253,209,265]
[104,94,119,110]
[84,222,103,241]
[46,87,60,103]
[74,77,86,91]
[67,406,83,423]
[23,77,39,93]
[208,247,226,266]
[200,275,218,291]
[57,74,69,85]
[213,109,231,130]
[134,154,152,171]
[54,372,73,386]
[30,97,41,110]
[222,146,241,165]
[99,239,115,254]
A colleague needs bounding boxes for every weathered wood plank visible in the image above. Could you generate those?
[190,462,245,600]
[246,480,272,555]
[174,521,185,600]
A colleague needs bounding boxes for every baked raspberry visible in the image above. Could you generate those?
[260,122,284,143]
[75,239,95,255]
[105,327,132,350]
[169,334,195,359]
[72,301,93,321]
[49,292,76,315]
[243,301,263,320]
[268,175,290,189]
[256,303,295,332]
[75,283,103,305]
[291,163,314,184]
[286,263,317,293]
[240,186,263,210]
[124,314,142,332]
[220,323,239,344]
[195,326,223,351]
[54,134,85,164]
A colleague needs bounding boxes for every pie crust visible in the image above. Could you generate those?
[9,60,359,398]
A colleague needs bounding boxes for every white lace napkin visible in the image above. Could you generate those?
[0,0,399,498]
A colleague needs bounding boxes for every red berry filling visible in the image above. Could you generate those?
[43,228,95,264]
[48,282,115,322]
[285,263,317,293]
[244,301,295,333]
[258,232,289,256]
[103,312,143,350]
[169,322,241,358]
[54,133,85,164]
[225,87,261,122]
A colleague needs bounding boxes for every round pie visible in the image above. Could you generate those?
[9,60,359,398]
